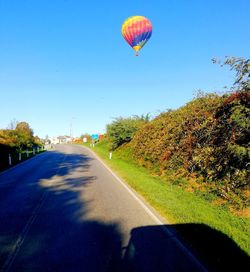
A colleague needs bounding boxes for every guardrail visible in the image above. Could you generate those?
[0,146,49,172]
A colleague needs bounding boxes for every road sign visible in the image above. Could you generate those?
[91,134,99,140]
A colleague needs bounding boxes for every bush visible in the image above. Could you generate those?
[106,116,148,151]
[130,91,249,208]
[0,121,43,171]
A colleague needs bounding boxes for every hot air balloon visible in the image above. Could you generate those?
[121,16,152,56]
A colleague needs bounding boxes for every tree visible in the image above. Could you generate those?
[212,56,250,91]
[7,119,18,130]
[15,122,34,150]
[107,116,146,151]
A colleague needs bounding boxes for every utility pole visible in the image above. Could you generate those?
[70,117,75,143]
[70,120,72,139]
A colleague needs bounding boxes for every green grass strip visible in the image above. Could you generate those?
[79,142,250,257]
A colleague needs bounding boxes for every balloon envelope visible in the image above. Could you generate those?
[121,16,152,55]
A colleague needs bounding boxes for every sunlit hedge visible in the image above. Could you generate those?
[130,90,249,208]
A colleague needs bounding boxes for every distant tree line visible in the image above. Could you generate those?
[105,57,250,209]
[0,121,43,170]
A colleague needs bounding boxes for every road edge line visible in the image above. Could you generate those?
[79,145,208,272]
[91,149,164,225]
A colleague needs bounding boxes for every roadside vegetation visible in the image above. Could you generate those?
[83,140,250,257]
[0,121,43,171]
[80,57,250,260]
[106,57,250,212]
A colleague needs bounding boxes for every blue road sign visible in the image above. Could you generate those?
[91,134,99,140]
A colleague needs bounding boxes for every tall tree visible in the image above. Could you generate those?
[15,122,34,150]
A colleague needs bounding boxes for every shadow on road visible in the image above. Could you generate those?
[0,147,249,271]
[123,224,250,272]
[0,148,124,271]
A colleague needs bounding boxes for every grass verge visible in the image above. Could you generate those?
[79,141,250,269]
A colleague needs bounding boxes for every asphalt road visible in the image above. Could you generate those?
[0,144,205,272]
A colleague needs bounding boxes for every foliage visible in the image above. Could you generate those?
[15,122,35,150]
[212,56,250,91]
[85,140,250,258]
[80,133,91,142]
[131,93,222,170]
[106,116,147,151]
[130,90,249,208]
[0,121,42,152]
[120,56,250,209]
[100,56,250,209]
[204,91,249,187]
[0,121,43,171]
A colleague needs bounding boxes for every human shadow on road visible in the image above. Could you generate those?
[123,224,250,272]
[1,148,249,271]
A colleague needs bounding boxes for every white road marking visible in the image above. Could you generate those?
[86,147,165,226]
[81,145,207,272]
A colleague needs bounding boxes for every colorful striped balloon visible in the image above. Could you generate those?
[121,16,152,56]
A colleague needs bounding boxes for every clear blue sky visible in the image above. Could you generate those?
[0,0,249,138]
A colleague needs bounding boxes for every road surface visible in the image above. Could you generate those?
[0,145,205,272]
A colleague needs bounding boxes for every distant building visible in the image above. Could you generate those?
[57,136,72,144]
[50,136,72,144]
[50,137,59,145]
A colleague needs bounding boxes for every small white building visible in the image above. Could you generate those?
[49,135,73,144]
[50,137,60,145]
[58,136,72,144]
